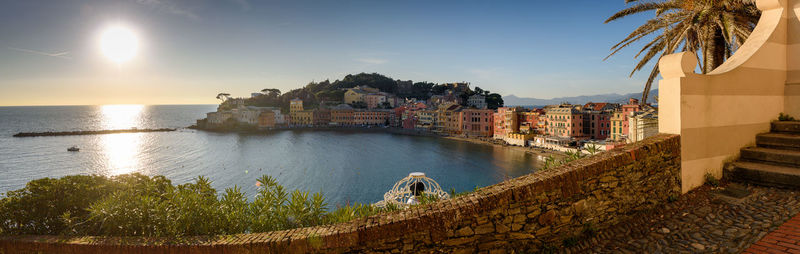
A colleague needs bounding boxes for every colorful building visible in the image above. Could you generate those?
[461,108,494,137]
[467,94,487,109]
[206,111,232,125]
[545,105,588,140]
[354,110,390,125]
[365,93,387,109]
[628,110,658,143]
[505,133,534,146]
[437,103,462,134]
[493,107,520,139]
[290,99,304,113]
[331,104,355,126]
[518,111,539,134]
[257,108,286,128]
[258,111,276,128]
[610,98,643,141]
[313,108,331,126]
[415,110,438,130]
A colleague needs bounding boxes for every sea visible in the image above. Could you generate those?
[0,105,541,206]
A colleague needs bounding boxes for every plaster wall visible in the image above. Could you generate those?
[658,0,798,192]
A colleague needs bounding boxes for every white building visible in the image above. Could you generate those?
[207,111,232,125]
[468,94,487,109]
[628,110,658,143]
[234,106,279,126]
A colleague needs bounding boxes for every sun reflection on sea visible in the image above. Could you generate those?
[99,105,145,175]
[101,104,144,129]
[101,133,143,175]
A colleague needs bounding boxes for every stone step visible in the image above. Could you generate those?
[757,133,800,151]
[740,147,800,166]
[726,161,800,188]
[772,121,800,134]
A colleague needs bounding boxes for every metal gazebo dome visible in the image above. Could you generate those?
[379,172,450,207]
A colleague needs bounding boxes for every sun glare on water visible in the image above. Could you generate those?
[100,25,139,63]
[101,104,144,129]
[100,104,145,175]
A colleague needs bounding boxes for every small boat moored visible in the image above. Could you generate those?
[67,146,80,152]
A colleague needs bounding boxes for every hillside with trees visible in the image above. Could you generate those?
[219,73,504,112]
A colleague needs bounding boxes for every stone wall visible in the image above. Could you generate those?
[0,134,680,253]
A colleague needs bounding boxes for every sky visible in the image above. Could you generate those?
[0,0,657,106]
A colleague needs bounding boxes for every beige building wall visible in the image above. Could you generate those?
[658,0,799,193]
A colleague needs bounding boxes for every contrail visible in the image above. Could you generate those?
[7,47,71,59]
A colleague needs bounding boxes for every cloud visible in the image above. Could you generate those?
[135,0,200,21]
[229,0,251,11]
[355,58,388,65]
[7,47,71,59]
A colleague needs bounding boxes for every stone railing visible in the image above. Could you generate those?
[658,0,800,192]
[0,134,680,253]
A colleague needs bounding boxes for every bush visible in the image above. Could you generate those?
[704,173,720,187]
[0,173,409,237]
[778,113,796,121]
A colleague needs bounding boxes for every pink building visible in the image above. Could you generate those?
[402,110,417,129]
[493,107,519,139]
[611,98,643,141]
[461,108,494,137]
[365,94,387,109]
[545,106,589,140]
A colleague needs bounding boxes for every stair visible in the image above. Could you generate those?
[725,121,800,188]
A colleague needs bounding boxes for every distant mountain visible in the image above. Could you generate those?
[504,89,658,107]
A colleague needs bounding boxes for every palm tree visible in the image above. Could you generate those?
[606,0,760,105]
[586,144,600,155]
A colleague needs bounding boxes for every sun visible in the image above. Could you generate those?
[100,25,139,63]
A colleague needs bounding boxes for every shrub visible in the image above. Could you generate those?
[0,173,426,237]
[0,175,122,235]
[778,113,796,121]
[704,173,720,187]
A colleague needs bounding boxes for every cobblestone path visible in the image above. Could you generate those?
[564,183,800,253]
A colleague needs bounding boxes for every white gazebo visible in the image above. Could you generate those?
[377,172,450,208]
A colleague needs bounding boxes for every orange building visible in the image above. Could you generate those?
[258,111,276,128]
[493,107,520,139]
[331,106,354,126]
[353,110,390,125]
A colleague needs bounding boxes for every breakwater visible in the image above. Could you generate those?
[12,128,176,137]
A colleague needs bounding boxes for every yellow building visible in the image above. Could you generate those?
[292,110,314,126]
[343,86,379,105]
[290,99,304,113]
[415,110,438,130]
[505,133,534,146]
[435,103,460,133]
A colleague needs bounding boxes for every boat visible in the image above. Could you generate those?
[67,146,80,152]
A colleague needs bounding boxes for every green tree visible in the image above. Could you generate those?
[605,0,760,104]
[486,93,504,109]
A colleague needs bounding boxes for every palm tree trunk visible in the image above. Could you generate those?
[709,29,727,72]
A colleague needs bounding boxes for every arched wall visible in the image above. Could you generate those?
[658,0,799,193]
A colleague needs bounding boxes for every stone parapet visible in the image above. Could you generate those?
[0,134,681,253]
